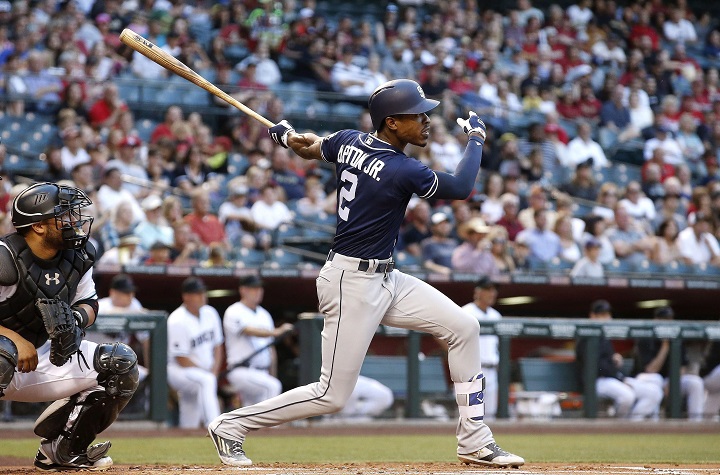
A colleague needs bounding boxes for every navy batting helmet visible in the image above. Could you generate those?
[368,79,439,131]
[12,182,94,249]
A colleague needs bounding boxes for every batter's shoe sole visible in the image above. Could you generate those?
[458,442,525,468]
[208,426,252,466]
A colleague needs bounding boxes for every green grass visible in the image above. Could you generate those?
[3,434,719,465]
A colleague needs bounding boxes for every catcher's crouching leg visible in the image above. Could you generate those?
[0,335,18,397]
[33,342,139,470]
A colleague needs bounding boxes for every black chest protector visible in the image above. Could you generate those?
[0,234,95,348]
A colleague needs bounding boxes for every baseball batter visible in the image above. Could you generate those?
[223,275,294,406]
[167,277,224,429]
[208,79,524,468]
[0,182,139,471]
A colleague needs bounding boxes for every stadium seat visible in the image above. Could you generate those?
[136,119,156,143]
[265,248,302,267]
[235,248,267,268]
[393,251,421,270]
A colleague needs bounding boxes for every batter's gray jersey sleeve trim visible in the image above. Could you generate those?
[418,172,439,199]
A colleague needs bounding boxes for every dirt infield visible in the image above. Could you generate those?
[1,421,718,474]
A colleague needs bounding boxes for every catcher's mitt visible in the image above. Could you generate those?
[35,298,84,367]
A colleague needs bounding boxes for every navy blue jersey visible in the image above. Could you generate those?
[320,130,438,259]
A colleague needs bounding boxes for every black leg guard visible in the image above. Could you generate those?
[0,335,18,398]
[33,342,139,462]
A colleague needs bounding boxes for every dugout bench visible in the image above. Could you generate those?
[296,314,720,420]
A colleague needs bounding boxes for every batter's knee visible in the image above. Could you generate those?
[454,314,480,342]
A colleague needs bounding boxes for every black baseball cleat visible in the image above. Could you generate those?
[458,442,525,468]
[208,426,252,466]
[34,439,113,471]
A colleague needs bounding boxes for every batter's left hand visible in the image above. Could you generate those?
[269,120,295,148]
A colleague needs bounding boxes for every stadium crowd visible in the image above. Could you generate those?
[0,0,719,275]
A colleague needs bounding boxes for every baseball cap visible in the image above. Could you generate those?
[118,234,141,247]
[181,277,207,294]
[141,194,163,211]
[590,299,612,314]
[110,273,135,293]
[96,13,111,24]
[585,238,602,249]
[120,135,141,148]
[239,274,263,288]
[576,157,594,169]
[431,212,450,225]
[474,276,497,290]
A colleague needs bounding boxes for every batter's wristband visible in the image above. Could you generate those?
[469,135,485,146]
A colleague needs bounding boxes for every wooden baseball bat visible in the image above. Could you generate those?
[119,28,274,128]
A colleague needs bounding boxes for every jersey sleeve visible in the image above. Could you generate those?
[168,319,191,359]
[397,158,438,199]
[210,307,224,346]
[319,130,353,163]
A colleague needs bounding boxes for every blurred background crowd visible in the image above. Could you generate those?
[0,0,719,277]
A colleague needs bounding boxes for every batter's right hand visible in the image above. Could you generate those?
[269,120,295,149]
[15,337,38,373]
[456,111,486,144]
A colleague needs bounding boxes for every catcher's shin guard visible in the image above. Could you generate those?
[33,343,139,459]
[0,335,18,397]
[455,372,485,421]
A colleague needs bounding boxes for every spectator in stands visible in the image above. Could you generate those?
[167,277,224,429]
[649,218,683,265]
[151,106,183,144]
[105,135,149,198]
[270,146,305,201]
[95,166,145,222]
[653,191,687,233]
[634,306,705,421]
[237,41,282,88]
[461,276,502,419]
[517,123,560,179]
[675,113,705,177]
[479,172,504,224]
[516,209,561,264]
[382,39,414,81]
[451,217,495,275]
[134,194,174,252]
[428,119,463,173]
[59,125,91,173]
[400,199,431,257]
[677,211,720,266]
[24,50,63,114]
[421,212,458,276]
[184,189,228,249]
[644,125,684,167]
[169,221,201,266]
[97,233,144,266]
[495,192,523,242]
[331,45,367,97]
[3,52,28,117]
[606,203,654,266]
[171,145,218,195]
[663,6,698,46]
[144,241,173,266]
[218,181,256,250]
[701,338,720,420]
[71,161,97,194]
[88,83,128,131]
[223,275,294,408]
[487,226,516,274]
[599,84,635,151]
[250,182,293,233]
[576,300,663,420]
[554,212,582,264]
[558,158,599,202]
[564,121,609,169]
[99,199,141,254]
[628,90,655,133]
[162,195,185,228]
[570,238,604,278]
[518,184,556,231]
[40,146,72,183]
[619,181,657,225]
[591,32,626,69]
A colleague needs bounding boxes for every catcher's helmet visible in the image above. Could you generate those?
[12,182,94,249]
[368,79,439,131]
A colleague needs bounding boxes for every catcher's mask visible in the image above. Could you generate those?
[12,182,94,249]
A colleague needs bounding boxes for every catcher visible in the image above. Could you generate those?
[0,182,139,471]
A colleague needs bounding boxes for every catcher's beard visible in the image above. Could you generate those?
[44,222,66,250]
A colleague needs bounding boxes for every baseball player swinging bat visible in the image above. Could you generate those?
[119,28,273,127]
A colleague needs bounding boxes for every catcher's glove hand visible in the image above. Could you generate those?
[35,298,84,367]
[268,120,294,148]
[456,111,486,144]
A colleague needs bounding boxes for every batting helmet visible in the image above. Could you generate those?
[368,79,439,131]
[12,182,94,249]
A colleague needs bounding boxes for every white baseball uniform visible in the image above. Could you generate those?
[223,301,282,407]
[337,375,394,419]
[167,303,224,428]
[462,303,501,418]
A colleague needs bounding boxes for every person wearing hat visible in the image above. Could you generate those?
[421,212,459,275]
[135,194,174,251]
[676,211,720,266]
[223,275,294,408]
[633,306,705,421]
[643,123,683,166]
[97,233,144,266]
[167,277,224,429]
[451,218,496,274]
[569,238,605,278]
[218,181,256,250]
[461,277,502,418]
[558,157,599,202]
[575,300,663,419]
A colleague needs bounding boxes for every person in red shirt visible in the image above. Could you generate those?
[629,11,660,51]
[495,193,524,242]
[88,83,128,130]
[151,105,184,144]
[183,189,228,248]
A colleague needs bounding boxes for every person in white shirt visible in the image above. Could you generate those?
[223,275,294,407]
[59,126,91,173]
[643,126,684,166]
[566,0,593,38]
[167,277,224,429]
[570,239,605,278]
[250,184,293,231]
[330,45,367,96]
[95,167,145,222]
[564,122,609,169]
[461,277,502,418]
[236,43,282,88]
[663,7,697,45]
[677,212,720,266]
[618,181,657,224]
[429,119,463,173]
[134,194,174,252]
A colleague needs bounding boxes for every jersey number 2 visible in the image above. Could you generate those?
[338,170,358,221]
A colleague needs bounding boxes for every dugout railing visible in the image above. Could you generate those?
[296,314,720,419]
[92,311,168,423]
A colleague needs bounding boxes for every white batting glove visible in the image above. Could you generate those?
[456,111,486,144]
[268,120,295,148]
